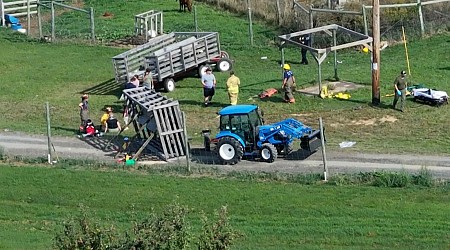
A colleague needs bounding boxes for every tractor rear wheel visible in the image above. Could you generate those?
[217,137,243,165]
[260,143,278,163]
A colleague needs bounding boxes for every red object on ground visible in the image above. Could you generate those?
[259,88,278,99]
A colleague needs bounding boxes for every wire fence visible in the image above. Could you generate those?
[197,0,450,44]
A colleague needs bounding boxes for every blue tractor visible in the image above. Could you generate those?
[203,105,323,165]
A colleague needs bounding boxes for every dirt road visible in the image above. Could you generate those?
[1,131,450,179]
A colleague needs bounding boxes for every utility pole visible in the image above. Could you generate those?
[372,0,380,105]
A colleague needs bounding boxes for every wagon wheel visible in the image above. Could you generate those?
[216,137,243,165]
[220,51,230,58]
[216,58,233,72]
[198,64,211,77]
[163,78,176,92]
[260,143,278,163]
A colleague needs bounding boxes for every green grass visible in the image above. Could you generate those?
[0,166,449,249]
[0,0,449,154]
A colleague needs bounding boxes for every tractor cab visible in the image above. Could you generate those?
[218,105,263,152]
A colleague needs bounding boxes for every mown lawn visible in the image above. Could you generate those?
[0,0,449,155]
[0,166,449,249]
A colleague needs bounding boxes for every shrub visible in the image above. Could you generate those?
[55,202,241,250]
[54,204,118,250]
[119,201,191,250]
[373,171,412,187]
[412,167,433,187]
[197,206,243,250]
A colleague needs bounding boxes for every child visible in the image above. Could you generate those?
[78,119,100,138]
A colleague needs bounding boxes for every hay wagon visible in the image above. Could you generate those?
[112,31,232,92]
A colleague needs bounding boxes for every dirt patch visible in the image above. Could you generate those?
[297,81,365,96]
[329,115,398,127]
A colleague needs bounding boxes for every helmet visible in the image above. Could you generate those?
[283,64,290,70]
[401,70,406,75]
[362,47,369,53]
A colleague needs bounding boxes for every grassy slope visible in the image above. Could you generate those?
[0,166,448,249]
[0,0,449,154]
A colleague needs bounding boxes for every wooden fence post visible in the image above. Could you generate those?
[51,1,55,41]
[38,1,42,38]
[319,117,328,181]
[194,5,198,33]
[90,7,95,43]
[417,0,425,37]
[362,5,368,35]
[247,0,254,46]
[276,0,281,26]
[46,102,53,164]
[26,0,30,35]
[0,0,4,27]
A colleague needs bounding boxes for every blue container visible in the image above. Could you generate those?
[11,23,22,31]
[5,14,19,25]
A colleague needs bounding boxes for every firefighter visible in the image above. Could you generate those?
[282,64,296,103]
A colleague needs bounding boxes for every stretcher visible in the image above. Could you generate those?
[412,88,449,106]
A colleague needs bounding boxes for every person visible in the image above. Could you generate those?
[282,64,296,103]
[78,119,100,138]
[101,107,113,131]
[201,67,216,106]
[78,94,89,130]
[104,113,122,133]
[124,77,137,89]
[393,70,408,112]
[226,71,240,105]
[143,68,154,89]
[131,75,140,87]
[299,34,310,65]
[122,104,130,130]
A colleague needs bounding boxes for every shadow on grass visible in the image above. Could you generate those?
[77,135,122,157]
[438,66,450,71]
[80,78,122,97]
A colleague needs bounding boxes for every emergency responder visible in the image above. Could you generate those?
[282,64,296,103]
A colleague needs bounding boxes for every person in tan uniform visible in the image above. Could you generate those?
[226,71,240,105]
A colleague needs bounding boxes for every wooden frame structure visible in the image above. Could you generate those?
[120,87,187,161]
[134,10,163,41]
[278,24,373,94]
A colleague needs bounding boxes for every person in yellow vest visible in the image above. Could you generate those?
[100,107,112,131]
[226,71,240,105]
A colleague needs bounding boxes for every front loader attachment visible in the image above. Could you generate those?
[300,129,324,152]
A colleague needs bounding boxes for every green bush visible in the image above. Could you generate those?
[197,206,243,250]
[54,202,241,250]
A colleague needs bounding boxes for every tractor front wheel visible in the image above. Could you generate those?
[260,143,278,163]
[217,137,243,165]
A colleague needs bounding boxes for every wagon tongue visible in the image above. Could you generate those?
[300,129,323,152]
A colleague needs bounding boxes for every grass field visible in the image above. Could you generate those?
[0,165,449,249]
[0,0,449,156]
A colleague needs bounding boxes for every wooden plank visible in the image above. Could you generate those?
[168,106,184,155]
[160,109,178,157]
[153,109,170,159]
[173,107,186,155]
[164,108,180,157]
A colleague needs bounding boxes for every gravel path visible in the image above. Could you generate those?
[1,131,450,179]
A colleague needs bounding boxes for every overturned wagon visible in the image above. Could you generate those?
[112,32,232,92]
